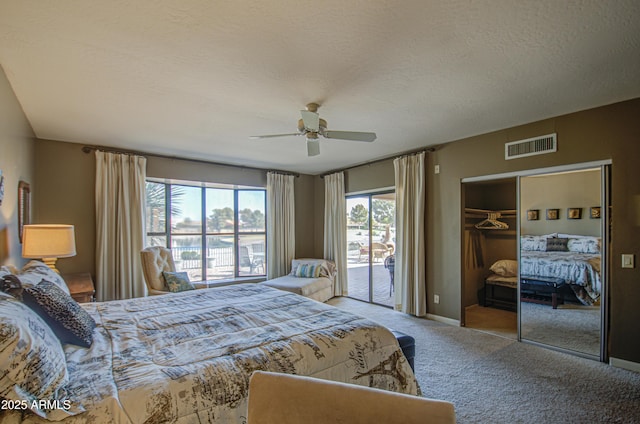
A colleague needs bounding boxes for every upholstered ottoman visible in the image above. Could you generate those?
[391,330,416,371]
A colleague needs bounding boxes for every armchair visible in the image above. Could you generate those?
[140,246,210,295]
[140,246,175,295]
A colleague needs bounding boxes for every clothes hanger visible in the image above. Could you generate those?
[474,212,509,230]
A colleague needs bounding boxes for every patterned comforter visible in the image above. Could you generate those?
[13,284,419,423]
[520,251,601,305]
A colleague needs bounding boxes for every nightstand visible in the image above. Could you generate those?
[63,272,95,303]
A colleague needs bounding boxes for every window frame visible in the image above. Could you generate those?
[145,180,267,281]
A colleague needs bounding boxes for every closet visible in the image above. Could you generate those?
[461,178,517,333]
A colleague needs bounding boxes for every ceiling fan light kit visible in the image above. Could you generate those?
[251,103,376,157]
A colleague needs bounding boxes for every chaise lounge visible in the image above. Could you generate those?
[262,258,336,302]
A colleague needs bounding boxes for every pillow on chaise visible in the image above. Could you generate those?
[294,263,322,278]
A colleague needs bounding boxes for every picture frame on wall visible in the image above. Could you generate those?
[546,208,559,220]
[527,209,539,221]
[568,207,582,220]
[590,206,601,219]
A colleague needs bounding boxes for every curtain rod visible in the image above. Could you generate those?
[319,145,438,178]
[81,145,300,177]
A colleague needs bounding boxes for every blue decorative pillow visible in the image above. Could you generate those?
[294,264,321,278]
[22,280,96,348]
[162,271,195,292]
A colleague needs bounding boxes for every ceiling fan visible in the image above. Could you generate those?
[250,103,377,156]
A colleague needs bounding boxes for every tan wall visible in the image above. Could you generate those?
[33,140,95,275]
[0,66,35,267]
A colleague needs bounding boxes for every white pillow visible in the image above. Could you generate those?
[567,237,601,254]
[16,260,71,295]
[0,296,84,419]
[489,260,518,277]
[520,236,547,251]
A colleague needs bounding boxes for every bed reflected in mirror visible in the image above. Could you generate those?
[519,167,606,359]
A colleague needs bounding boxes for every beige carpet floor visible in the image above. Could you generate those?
[328,296,640,424]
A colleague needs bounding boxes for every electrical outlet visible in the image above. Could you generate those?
[434,294,440,304]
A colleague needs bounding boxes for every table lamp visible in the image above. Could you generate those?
[22,224,77,273]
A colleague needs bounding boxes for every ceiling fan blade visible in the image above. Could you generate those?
[323,130,377,142]
[307,139,320,156]
[300,110,320,132]
[249,133,301,139]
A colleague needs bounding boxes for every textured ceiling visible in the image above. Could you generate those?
[1,1,639,175]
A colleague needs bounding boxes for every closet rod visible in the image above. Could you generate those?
[82,145,299,177]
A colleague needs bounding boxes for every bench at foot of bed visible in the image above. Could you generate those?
[390,330,415,371]
[520,275,566,309]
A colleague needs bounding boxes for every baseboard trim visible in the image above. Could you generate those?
[426,313,460,327]
[609,357,640,373]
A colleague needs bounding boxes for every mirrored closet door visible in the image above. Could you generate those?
[518,165,609,360]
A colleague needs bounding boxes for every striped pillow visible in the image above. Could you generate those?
[294,264,321,278]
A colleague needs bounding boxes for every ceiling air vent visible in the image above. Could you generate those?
[505,133,557,160]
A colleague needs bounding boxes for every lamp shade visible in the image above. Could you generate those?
[22,224,77,258]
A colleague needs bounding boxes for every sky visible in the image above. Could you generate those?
[174,186,265,222]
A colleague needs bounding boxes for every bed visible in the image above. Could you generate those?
[483,235,602,310]
[1,282,419,423]
[520,250,601,306]
[519,234,601,306]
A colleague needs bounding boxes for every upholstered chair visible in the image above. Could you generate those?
[140,246,176,295]
[247,371,456,424]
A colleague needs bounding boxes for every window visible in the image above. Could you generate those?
[145,181,266,281]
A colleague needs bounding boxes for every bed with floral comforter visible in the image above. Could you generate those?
[520,250,601,305]
[8,284,419,423]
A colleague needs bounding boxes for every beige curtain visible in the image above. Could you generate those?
[95,151,147,301]
[393,152,426,316]
[266,172,295,279]
[324,172,348,296]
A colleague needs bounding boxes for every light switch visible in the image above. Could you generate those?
[622,254,635,269]
[434,165,440,174]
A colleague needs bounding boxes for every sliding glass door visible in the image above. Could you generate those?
[346,191,395,306]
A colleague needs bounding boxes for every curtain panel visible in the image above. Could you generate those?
[393,152,426,316]
[95,151,147,301]
[266,172,295,279]
[324,172,348,296]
